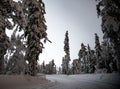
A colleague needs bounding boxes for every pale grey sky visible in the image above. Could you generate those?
[39,0,103,67]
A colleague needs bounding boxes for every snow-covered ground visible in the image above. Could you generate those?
[0,73,120,89]
[45,73,120,89]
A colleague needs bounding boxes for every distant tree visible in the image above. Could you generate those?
[49,59,56,74]
[62,31,70,74]
[64,31,70,61]
[72,59,80,74]
[78,43,88,73]
[40,61,45,73]
[96,0,120,73]
[87,44,91,72]
[45,59,56,74]
[90,50,96,73]
[94,33,105,70]
[78,44,82,73]
[23,0,51,76]
[58,67,62,74]
[78,46,82,62]
[87,44,96,73]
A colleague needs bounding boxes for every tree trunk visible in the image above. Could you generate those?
[31,60,37,76]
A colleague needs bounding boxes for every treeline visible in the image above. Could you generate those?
[38,59,56,74]
[61,32,118,75]
[40,0,120,75]
[61,0,120,74]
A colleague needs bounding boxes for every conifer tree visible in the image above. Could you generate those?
[44,59,56,74]
[64,31,70,61]
[63,31,70,74]
[87,44,91,70]
[23,0,51,76]
[101,41,113,73]
[49,59,55,74]
[87,44,96,73]
[41,61,45,73]
[87,44,93,73]
[72,59,80,74]
[90,50,96,73]
[78,43,88,73]
[5,29,26,74]
[78,44,83,72]
[82,43,88,73]
[0,0,26,74]
[95,33,105,71]
[0,0,50,76]
[96,0,120,73]
[58,67,62,74]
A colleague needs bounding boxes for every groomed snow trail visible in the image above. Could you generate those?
[45,74,120,89]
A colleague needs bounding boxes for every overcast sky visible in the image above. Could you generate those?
[39,0,103,67]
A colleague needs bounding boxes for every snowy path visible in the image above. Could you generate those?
[0,74,120,89]
[45,74,120,89]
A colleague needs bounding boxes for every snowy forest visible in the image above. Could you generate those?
[0,0,120,89]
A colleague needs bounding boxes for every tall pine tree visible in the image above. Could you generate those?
[63,31,70,74]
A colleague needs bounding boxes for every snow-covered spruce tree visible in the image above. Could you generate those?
[40,61,46,74]
[23,0,51,76]
[87,44,92,73]
[45,59,56,74]
[72,59,80,74]
[95,33,105,71]
[100,41,113,73]
[78,46,82,63]
[62,31,70,74]
[49,59,56,74]
[5,29,27,74]
[96,0,120,73]
[78,44,83,73]
[90,50,96,73]
[87,44,96,73]
[0,0,26,74]
[78,43,88,73]
[58,67,62,74]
